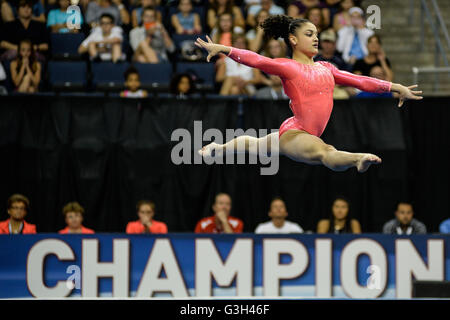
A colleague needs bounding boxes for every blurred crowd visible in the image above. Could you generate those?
[2,193,450,234]
[0,0,396,98]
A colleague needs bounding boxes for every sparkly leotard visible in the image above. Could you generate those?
[227,48,392,138]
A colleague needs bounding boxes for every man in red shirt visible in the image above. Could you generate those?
[126,200,168,234]
[195,193,244,233]
[58,202,95,234]
[0,194,36,234]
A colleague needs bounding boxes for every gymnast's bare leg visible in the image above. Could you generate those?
[199,130,381,173]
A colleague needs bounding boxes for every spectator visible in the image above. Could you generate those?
[216,33,262,96]
[246,0,284,28]
[246,8,269,53]
[254,38,288,99]
[195,192,243,233]
[439,218,450,234]
[126,200,168,233]
[382,202,427,235]
[255,197,303,233]
[211,12,243,46]
[287,0,329,27]
[336,6,374,65]
[324,0,341,27]
[120,66,148,97]
[332,0,353,31]
[10,39,41,93]
[0,0,49,62]
[47,0,84,33]
[0,194,36,234]
[131,0,163,28]
[58,202,95,234]
[169,72,196,97]
[207,0,245,31]
[317,197,361,234]
[130,6,175,63]
[354,65,394,98]
[314,28,350,71]
[305,6,326,34]
[1,0,46,23]
[352,34,393,82]
[314,28,353,99]
[78,13,125,62]
[85,0,130,29]
[171,0,202,35]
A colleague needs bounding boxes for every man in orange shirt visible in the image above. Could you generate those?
[195,193,244,233]
[0,194,36,234]
[58,202,95,234]
[126,200,168,234]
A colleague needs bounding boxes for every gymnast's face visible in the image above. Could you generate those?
[290,22,319,58]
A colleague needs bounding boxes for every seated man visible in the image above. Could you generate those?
[382,201,426,235]
[195,193,243,233]
[0,194,36,234]
[58,201,95,234]
[255,197,303,234]
[0,0,49,62]
[78,13,125,62]
[126,200,168,233]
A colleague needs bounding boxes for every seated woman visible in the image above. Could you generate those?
[171,0,202,34]
[317,197,362,234]
[245,8,269,53]
[10,39,41,93]
[216,34,262,96]
[332,0,354,31]
[207,0,245,31]
[131,0,163,28]
[352,34,394,82]
[59,202,95,234]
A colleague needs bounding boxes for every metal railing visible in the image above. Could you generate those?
[410,0,450,91]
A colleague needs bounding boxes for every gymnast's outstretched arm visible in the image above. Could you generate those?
[318,61,423,107]
[195,35,298,80]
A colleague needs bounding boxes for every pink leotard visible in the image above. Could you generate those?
[226,48,392,138]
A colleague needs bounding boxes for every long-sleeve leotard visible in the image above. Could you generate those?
[226,47,392,137]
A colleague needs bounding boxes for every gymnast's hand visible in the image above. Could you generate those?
[195,35,230,62]
[391,83,423,107]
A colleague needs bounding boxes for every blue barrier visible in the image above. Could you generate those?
[0,234,449,298]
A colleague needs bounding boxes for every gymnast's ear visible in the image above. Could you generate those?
[289,35,297,47]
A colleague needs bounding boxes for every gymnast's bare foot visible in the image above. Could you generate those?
[356,154,382,173]
[198,142,222,158]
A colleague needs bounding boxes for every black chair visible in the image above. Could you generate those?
[91,62,131,91]
[50,33,85,60]
[48,61,88,91]
[133,63,173,92]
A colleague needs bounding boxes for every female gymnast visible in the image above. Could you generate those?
[195,15,423,172]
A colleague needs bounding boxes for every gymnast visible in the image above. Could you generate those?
[195,15,422,173]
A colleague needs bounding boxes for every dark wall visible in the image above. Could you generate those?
[0,95,447,233]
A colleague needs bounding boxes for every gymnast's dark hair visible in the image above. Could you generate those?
[260,15,310,57]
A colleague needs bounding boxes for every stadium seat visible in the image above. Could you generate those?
[50,33,85,60]
[133,63,172,91]
[48,61,88,91]
[176,62,215,92]
[91,62,131,91]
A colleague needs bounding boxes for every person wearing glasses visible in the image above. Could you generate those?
[0,194,36,234]
[78,13,125,62]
